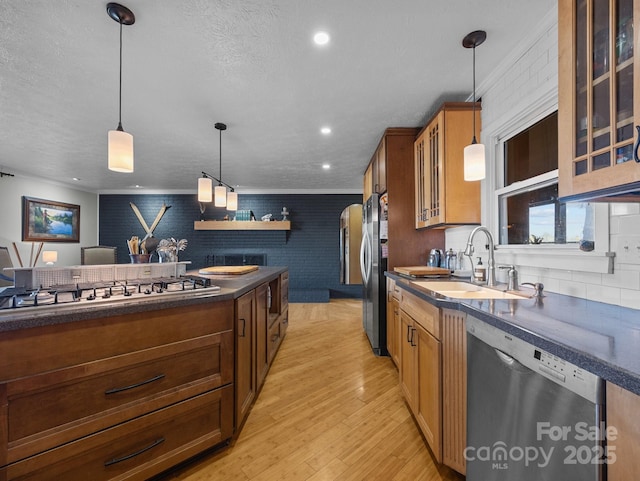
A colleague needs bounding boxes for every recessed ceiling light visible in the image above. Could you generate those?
[135,184,141,188]
[322,164,331,170]
[321,126,331,135]
[72,177,81,181]
[314,31,330,46]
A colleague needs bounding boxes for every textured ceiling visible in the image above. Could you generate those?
[0,0,555,194]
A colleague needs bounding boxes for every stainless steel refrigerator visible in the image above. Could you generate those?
[360,193,388,356]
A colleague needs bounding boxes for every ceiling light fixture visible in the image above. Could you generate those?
[321,126,331,135]
[462,30,487,181]
[106,3,135,173]
[322,164,331,170]
[197,122,238,211]
[314,31,330,45]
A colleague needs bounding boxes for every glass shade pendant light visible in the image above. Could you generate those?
[196,122,238,210]
[226,190,238,211]
[462,30,487,181]
[107,3,135,173]
[197,176,213,202]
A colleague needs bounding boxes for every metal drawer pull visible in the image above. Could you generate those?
[634,126,640,163]
[104,437,165,467]
[105,374,165,395]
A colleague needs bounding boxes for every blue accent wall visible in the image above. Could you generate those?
[99,194,363,301]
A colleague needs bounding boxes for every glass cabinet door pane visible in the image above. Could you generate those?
[576,0,588,157]
[592,0,611,154]
[593,0,610,79]
[615,0,634,150]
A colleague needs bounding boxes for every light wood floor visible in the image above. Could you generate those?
[157,299,464,481]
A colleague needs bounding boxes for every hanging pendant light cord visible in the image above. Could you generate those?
[117,20,124,131]
[471,43,477,145]
[219,127,223,186]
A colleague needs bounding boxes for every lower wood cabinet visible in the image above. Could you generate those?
[255,283,269,390]
[606,382,640,480]
[236,276,289,432]
[2,387,233,481]
[0,301,235,480]
[235,290,257,430]
[399,290,442,463]
[397,285,467,475]
[386,278,401,367]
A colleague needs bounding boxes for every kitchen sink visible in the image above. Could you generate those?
[411,280,530,300]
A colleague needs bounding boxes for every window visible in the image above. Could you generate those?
[496,112,594,250]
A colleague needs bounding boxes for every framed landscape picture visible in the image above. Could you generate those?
[22,197,80,242]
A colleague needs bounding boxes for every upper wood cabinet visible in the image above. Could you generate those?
[558,0,640,202]
[415,103,481,229]
[363,137,388,201]
[362,127,445,267]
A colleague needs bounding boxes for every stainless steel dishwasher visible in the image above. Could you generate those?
[466,316,605,481]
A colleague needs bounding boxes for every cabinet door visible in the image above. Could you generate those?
[376,138,387,193]
[415,322,442,463]
[558,0,640,201]
[235,290,255,428]
[415,132,428,228]
[255,283,269,390]
[364,163,373,202]
[607,382,640,480]
[399,311,417,411]
[426,113,444,227]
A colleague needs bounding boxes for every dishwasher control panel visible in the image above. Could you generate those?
[467,316,603,404]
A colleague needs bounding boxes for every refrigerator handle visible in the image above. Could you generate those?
[360,229,370,283]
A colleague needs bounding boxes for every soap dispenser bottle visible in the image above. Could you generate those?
[474,257,486,283]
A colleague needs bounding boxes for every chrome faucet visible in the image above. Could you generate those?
[464,226,496,287]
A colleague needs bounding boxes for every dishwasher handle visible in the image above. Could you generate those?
[493,347,530,372]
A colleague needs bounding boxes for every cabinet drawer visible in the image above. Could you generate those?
[0,301,234,381]
[400,290,440,339]
[5,332,233,463]
[4,386,233,481]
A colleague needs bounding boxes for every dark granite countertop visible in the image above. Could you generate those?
[386,271,640,396]
[0,267,286,333]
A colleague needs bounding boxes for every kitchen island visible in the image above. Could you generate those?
[0,266,288,480]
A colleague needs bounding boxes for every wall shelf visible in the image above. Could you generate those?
[194,220,291,231]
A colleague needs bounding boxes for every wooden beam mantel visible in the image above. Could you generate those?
[194,220,291,231]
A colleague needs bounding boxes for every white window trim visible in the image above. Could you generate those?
[484,91,613,274]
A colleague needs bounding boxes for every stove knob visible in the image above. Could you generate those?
[102,293,111,299]
[156,288,164,294]
[144,289,152,295]
[124,290,133,297]
[87,294,96,301]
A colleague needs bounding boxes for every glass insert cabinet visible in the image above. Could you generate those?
[558,0,640,201]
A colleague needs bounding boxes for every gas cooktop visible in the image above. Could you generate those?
[0,275,220,310]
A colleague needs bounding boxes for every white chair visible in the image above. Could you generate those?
[81,246,118,265]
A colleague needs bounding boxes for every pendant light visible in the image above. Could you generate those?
[196,122,238,211]
[107,3,135,173]
[462,30,487,181]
